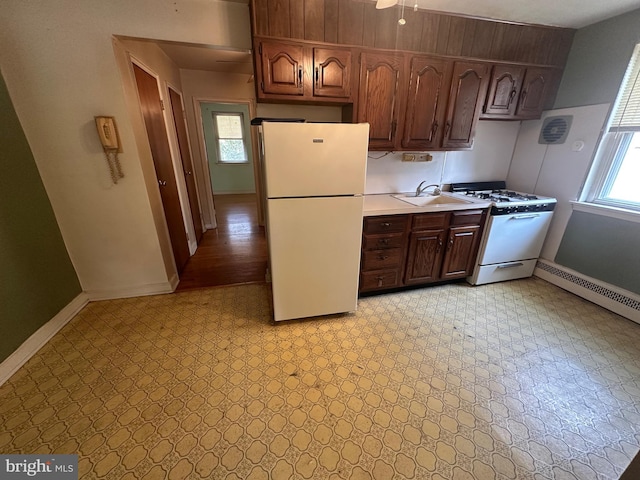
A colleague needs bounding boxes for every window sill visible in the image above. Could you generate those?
[571,201,640,224]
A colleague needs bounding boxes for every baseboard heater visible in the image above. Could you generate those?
[535,259,640,325]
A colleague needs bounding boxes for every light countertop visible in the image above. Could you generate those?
[363,192,491,216]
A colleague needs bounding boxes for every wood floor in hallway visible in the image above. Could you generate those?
[176,194,268,291]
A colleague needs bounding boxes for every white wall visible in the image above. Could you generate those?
[507,103,610,260]
[365,121,521,194]
[0,0,251,298]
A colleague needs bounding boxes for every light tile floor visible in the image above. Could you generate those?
[1,278,640,479]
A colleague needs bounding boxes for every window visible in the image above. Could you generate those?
[212,112,248,164]
[584,43,640,211]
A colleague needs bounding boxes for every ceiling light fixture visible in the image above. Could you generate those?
[375,0,398,9]
[398,0,406,25]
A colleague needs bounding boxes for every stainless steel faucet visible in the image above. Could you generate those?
[415,181,441,197]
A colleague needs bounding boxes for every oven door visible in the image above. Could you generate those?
[479,211,553,265]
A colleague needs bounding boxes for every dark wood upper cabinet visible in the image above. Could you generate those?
[250,0,574,147]
[254,38,354,103]
[482,64,525,117]
[356,51,405,150]
[442,61,490,149]
[259,41,305,96]
[313,47,351,98]
[516,67,556,119]
[402,55,453,150]
[481,64,559,120]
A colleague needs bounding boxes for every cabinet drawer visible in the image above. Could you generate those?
[362,232,405,250]
[450,209,485,226]
[361,248,403,271]
[360,269,400,291]
[412,213,447,230]
[363,215,408,234]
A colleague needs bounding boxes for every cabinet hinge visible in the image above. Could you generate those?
[259,44,262,55]
[160,99,165,111]
[261,81,264,91]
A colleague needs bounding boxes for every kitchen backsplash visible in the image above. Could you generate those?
[364,121,521,194]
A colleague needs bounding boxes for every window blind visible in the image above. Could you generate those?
[609,43,640,131]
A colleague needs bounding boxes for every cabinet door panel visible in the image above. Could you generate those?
[516,67,554,119]
[402,56,452,149]
[404,229,445,284]
[442,61,489,149]
[357,52,405,150]
[313,47,351,98]
[441,225,480,279]
[261,42,305,96]
[483,65,524,117]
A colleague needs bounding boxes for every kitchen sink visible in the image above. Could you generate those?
[392,193,472,207]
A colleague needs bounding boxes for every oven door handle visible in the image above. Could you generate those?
[509,214,541,220]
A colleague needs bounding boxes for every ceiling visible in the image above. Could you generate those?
[390,0,640,29]
[155,0,640,74]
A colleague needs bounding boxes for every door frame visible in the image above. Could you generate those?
[129,56,193,269]
[192,97,264,228]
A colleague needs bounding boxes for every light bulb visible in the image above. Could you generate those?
[414,2,418,11]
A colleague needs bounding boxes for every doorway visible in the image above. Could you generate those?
[176,100,267,290]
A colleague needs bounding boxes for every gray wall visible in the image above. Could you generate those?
[552,8,640,295]
[201,102,256,195]
[0,73,82,363]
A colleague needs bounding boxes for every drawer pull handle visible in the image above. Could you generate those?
[379,238,390,245]
[497,262,524,269]
[376,276,385,287]
[377,254,389,260]
[437,238,443,253]
[380,222,391,227]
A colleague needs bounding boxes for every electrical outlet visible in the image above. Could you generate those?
[402,153,416,162]
[417,154,433,162]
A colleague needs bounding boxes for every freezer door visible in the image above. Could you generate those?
[267,196,364,321]
[262,122,369,197]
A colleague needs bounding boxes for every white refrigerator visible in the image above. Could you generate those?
[261,122,370,322]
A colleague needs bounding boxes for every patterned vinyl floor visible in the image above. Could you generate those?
[1,278,639,479]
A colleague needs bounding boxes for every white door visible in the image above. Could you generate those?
[267,196,364,321]
[262,122,369,198]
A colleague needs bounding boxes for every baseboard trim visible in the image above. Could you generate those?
[85,278,177,301]
[0,293,90,387]
[535,260,640,325]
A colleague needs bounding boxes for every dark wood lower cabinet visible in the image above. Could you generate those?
[359,209,487,294]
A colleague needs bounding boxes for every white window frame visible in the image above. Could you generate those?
[212,112,249,164]
[582,43,640,213]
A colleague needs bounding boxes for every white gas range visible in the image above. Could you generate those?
[450,181,557,285]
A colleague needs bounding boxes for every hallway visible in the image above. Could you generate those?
[176,194,268,291]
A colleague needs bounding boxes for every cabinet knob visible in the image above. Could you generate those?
[437,238,443,253]
[379,238,390,246]
[380,222,391,228]
[377,254,389,260]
